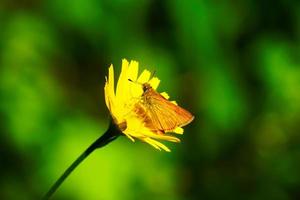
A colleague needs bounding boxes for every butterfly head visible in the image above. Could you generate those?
[128,79,152,93]
[142,83,152,92]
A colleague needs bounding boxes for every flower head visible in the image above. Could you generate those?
[104,59,193,152]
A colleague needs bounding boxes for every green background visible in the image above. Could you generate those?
[1,0,300,199]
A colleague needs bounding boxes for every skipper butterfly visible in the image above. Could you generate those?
[133,82,194,134]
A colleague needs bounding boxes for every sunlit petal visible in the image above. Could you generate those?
[137,70,151,83]
[160,92,170,99]
[148,77,160,89]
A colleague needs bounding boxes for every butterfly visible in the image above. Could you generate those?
[133,82,194,134]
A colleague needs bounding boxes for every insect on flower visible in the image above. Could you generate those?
[104,59,194,151]
[129,80,194,135]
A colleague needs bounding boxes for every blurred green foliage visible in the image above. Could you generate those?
[1,0,300,200]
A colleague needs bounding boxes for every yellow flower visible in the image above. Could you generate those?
[104,59,189,152]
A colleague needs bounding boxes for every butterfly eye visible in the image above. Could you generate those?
[142,83,151,92]
[143,85,147,92]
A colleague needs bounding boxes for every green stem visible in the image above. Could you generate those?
[42,121,120,200]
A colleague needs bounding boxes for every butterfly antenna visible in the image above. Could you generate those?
[150,70,156,79]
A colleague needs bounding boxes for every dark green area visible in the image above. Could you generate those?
[1,0,300,200]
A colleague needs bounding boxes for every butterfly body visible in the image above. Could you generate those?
[134,83,194,134]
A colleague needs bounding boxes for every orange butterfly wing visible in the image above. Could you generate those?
[140,88,194,133]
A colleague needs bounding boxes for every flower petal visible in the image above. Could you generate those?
[160,92,169,99]
[148,77,160,89]
[173,127,184,134]
[104,64,115,112]
[128,60,139,81]
[116,59,129,101]
[137,70,151,83]
[171,101,177,105]
[123,132,135,142]
[139,129,180,142]
[143,138,171,152]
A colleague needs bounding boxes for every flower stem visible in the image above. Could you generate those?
[42,121,120,200]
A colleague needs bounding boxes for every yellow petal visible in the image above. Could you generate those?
[173,127,184,134]
[139,129,180,142]
[160,92,170,99]
[104,83,110,110]
[143,138,171,152]
[143,138,161,151]
[128,60,139,81]
[104,64,115,112]
[171,101,177,105]
[137,70,151,83]
[124,132,135,142]
[148,77,160,90]
[108,65,115,99]
[116,59,129,101]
